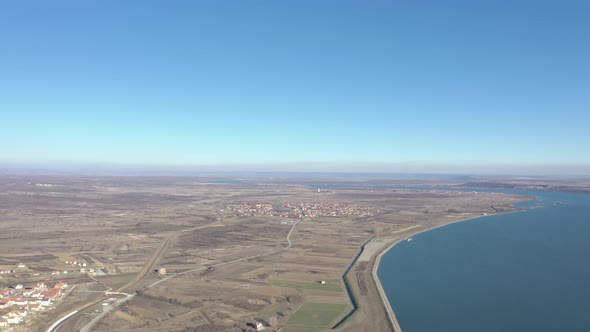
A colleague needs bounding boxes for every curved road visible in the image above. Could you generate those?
[49,219,300,332]
[46,310,78,332]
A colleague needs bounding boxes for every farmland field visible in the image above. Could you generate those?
[285,302,349,331]
[271,279,343,292]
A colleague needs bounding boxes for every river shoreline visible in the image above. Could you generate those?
[371,209,527,332]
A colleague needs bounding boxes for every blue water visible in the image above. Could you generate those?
[378,190,590,332]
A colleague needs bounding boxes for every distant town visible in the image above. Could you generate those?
[226,201,376,219]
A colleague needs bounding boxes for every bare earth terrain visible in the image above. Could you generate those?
[0,175,531,332]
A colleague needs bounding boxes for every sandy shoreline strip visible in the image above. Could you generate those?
[371,210,526,332]
[372,238,403,332]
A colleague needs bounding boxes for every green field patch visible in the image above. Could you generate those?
[271,279,342,292]
[282,327,323,332]
[286,302,349,330]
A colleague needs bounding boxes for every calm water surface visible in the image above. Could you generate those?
[378,190,590,332]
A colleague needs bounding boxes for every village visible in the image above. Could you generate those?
[226,201,376,219]
[0,279,69,329]
[0,258,105,330]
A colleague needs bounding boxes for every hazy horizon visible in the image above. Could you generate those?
[2,161,590,178]
[1,1,588,174]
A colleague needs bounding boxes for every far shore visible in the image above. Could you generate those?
[370,208,529,332]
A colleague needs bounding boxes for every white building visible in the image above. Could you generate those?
[13,298,28,306]
[30,303,44,311]
[4,314,21,324]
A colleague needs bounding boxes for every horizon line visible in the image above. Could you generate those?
[1,161,590,178]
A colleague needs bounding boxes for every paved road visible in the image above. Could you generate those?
[80,295,134,332]
[46,310,79,332]
[51,219,300,332]
[149,219,299,289]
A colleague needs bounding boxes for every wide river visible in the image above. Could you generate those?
[378,189,590,332]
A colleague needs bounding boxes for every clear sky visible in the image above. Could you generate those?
[1,1,589,174]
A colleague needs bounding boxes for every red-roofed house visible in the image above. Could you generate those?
[30,290,43,298]
[54,282,68,289]
[41,288,60,301]
[10,297,28,306]
[0,299,12,308]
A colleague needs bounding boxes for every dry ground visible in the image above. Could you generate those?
[0,175,530,332]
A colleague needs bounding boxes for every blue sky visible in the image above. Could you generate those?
[1,1,589,173]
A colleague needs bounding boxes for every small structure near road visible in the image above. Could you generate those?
[246,321,266,331]
[318,280,326,284]
[157,267,167,276]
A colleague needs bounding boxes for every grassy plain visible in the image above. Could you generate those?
[270,279,342,292]
[0,175,532,332]
[284,302,350,332]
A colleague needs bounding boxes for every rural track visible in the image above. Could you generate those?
[115,220,223,293]
[47,224,199,332]
[48,219,300,332]
[114,233,174,292]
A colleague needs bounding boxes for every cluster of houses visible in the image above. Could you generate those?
[0,282,68,328]
[227,201,376,220]
[63,260,99,274]
[1,259,96,281]
[64,260,86,267]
